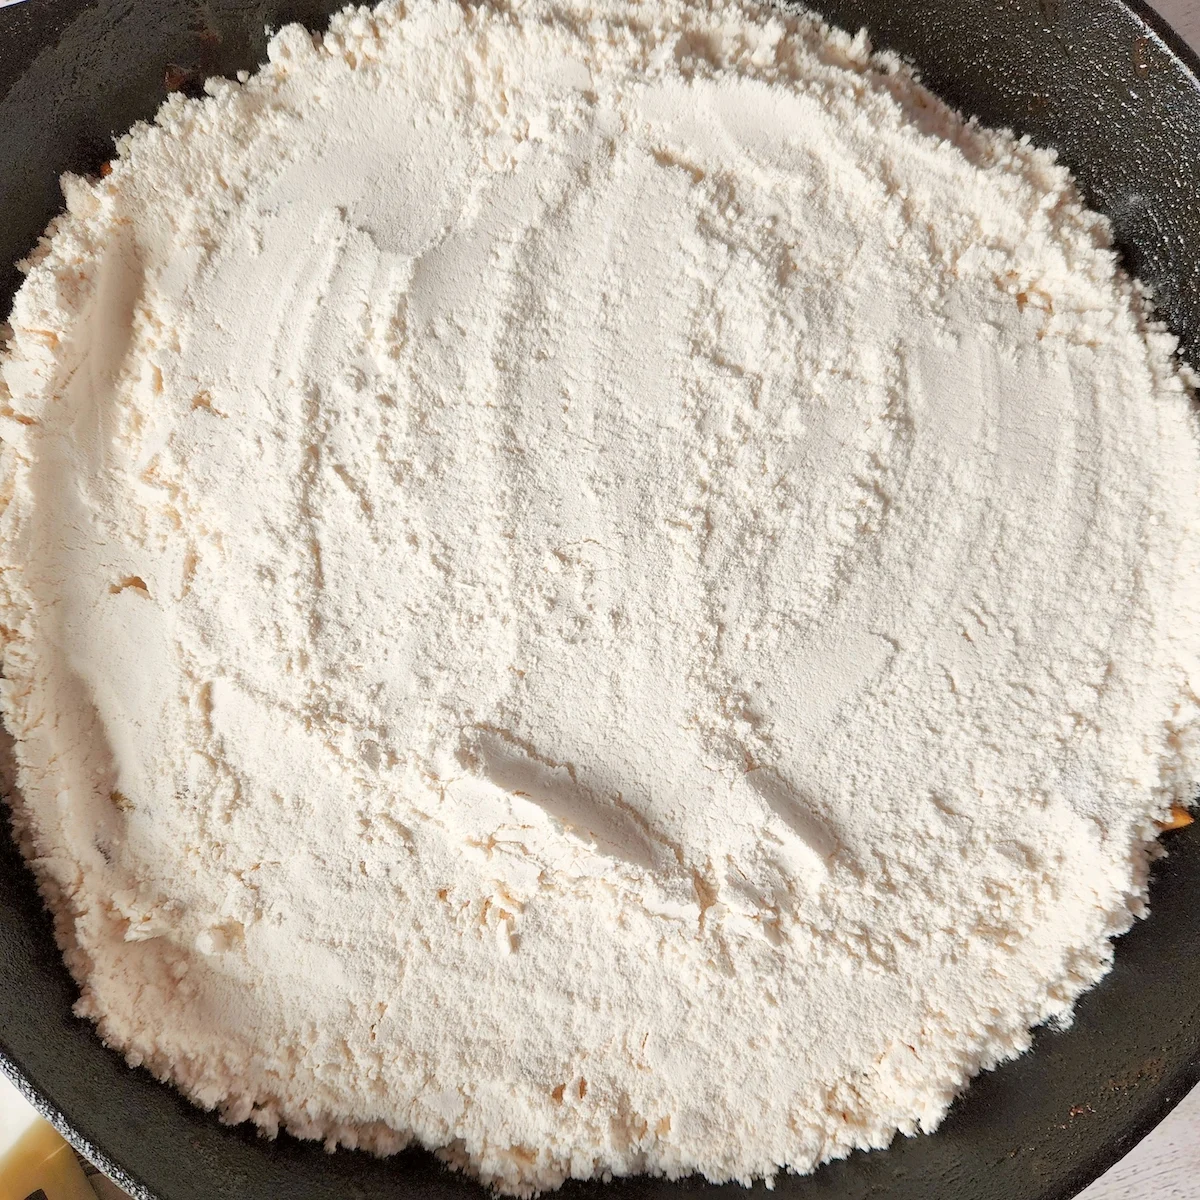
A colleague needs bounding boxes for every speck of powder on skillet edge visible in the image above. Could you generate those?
[2,0,1200,1191]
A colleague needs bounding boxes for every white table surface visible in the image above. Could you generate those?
[1,2,1199,1198]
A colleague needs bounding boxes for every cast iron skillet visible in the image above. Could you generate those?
[2,1,1199,1197]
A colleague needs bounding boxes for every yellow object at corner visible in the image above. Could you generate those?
[0,1118,95,1200]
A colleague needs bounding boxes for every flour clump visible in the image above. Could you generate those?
[3,0,1200,1192]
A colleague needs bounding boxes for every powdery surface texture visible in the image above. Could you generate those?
[2,0,1200,1191]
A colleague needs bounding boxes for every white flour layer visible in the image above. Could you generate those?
[3,0,1200,1191]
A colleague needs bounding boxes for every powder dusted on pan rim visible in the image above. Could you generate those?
[2,0,1200,1191]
